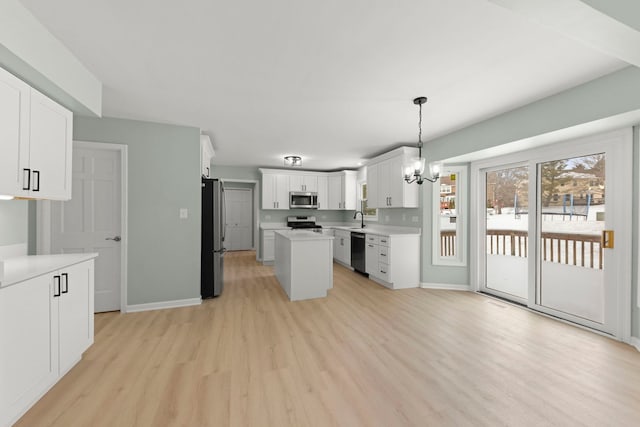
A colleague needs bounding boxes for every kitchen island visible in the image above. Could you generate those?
[274,230,334,301]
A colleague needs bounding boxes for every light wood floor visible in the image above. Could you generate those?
[17,251,640,426]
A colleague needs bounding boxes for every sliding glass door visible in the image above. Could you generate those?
[476,129,631,336]
[484,165,529,303]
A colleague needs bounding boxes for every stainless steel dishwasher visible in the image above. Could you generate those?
[351,232,366,274]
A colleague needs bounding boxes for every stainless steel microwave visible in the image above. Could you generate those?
[290,192,318,209]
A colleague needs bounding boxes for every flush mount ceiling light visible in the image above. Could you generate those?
[284,155,303,167]
[403,96,441,185]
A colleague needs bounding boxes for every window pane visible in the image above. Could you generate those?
[439,174,457,257]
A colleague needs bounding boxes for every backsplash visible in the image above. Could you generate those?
[0,200,28,247]
[260,209,351,224]
[376,208,422,227]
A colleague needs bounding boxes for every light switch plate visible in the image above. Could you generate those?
[179,208,188,219]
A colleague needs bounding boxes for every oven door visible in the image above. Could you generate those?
[289,192,318,209]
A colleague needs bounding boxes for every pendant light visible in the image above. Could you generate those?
[403,96,441,185]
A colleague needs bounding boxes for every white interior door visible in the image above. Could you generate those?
[225,188,253,251]
[51,145,122,312]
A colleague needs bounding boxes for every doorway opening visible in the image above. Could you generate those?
[221,180,258,253]
[37,141,128,313]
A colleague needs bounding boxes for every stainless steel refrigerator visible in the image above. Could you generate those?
[201,178,226,298]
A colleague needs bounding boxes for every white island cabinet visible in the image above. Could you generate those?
[274,230,333,301]
[0,254,97,427]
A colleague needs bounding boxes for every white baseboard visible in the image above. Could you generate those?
[126,297,202,313]
[630,337,640,352]
[420,282,471,291]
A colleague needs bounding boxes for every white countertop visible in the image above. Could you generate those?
[328,225,421,236]
[274,230,334,241]
[260,223,291,230]
[0,253,99,288]
[260,222,420,236]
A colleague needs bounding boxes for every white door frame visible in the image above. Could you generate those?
[470,128,632,342]
[219,179,259,251]
[37,141,129,313]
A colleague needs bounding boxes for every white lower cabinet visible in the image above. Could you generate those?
[333,230,351,266]
[365,233,420,289]
[0,259,94,427]
[262,230,275,263]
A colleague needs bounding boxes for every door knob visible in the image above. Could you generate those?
[106,236,121,242]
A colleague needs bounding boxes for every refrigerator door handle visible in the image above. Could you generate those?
[221,181,226,243]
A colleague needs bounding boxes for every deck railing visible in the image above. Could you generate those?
[440,229,603,269]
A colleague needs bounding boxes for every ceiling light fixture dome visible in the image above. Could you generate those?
[284,155,302,167]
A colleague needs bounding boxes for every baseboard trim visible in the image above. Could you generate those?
[126,297,202,313]
[420,282,471,291]
[630,337,640,352]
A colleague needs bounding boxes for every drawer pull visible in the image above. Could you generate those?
[22,168,31,190]
[380,253,387,257]
[32,170,40,191]
[380,270,387,274]
[53,275,61,297]
[61,273,69,294]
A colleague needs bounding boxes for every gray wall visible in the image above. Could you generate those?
[421,66,640,338]
[211,165,260,181]
[74,116,201,306]
[0,200,28,247]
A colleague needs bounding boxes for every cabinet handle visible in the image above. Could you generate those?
[380,269,387,274]
[388,197,392,206]
[61,273,69,294]
[53,275,61,297]
[368,244,374,248]
[206,167,210,177]
[33,170,40,192]
[23,168,31,190]
[380,253,387,257]
[381,239,387,243]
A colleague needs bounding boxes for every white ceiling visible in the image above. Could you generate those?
[19,0,628,170]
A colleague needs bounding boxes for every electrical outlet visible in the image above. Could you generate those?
[384,215,390,222]
[265,215,271,220]
[402,214,406,221]
[179,208,188,219]
[412,216,419,222]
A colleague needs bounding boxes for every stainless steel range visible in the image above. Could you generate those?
[287,216,323,232]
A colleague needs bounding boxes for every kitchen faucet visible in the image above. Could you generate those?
[353,210,365,228]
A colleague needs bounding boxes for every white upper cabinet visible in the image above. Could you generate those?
[317,175,328,210]
[0,67,72,200]
[0,68,31,197]
[366,163,379,208]
[328,171,357,210]
[200,135,214,178]
[289,174,318,192]
[261,171,290,209]
[29,89,73,200]
[367,147,419,209]
[261,169,355,211]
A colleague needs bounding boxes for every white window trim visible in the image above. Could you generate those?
[358,180,378,221]
[432,165,467,266]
